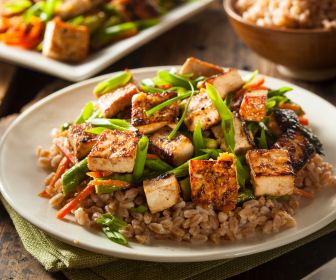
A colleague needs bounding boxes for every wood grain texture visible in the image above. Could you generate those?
[0,1,335,279]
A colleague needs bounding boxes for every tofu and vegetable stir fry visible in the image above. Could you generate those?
[37,57,336,245]
[0,0,190,62]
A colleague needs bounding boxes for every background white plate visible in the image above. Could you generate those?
[0,0,214,82]
[0,67,335,262]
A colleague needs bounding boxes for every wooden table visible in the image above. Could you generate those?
[0,1,335,279]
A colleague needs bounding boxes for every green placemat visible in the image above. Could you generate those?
[1,195,335,280]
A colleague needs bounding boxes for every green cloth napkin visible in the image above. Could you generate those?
[1,195,335,280]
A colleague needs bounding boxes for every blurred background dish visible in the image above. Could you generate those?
[224,0,336,81]
[0,0,214,81]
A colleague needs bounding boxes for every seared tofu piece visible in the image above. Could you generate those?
[43,18,89,62]
[143,174,180,213]
[179,57,224,78]
[246,149,295,196]
[206,69,244,98]
[131,92,178,134]
[189,153,239,212]
[67,123,98,160]
[112,0,159,21]
[273,130,315,171]
[56,0,103,19]
[184,91,221,132]
[149,126,194,166]
[239,90,268,122]
[88,130,140,173]
[97,83,139,118]
[211,113,254,154]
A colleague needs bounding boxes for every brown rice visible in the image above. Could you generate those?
[235,0,336,30]
[38,145,336,244]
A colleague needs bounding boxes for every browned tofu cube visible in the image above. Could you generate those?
[179,57,224,78]
[67,123,98,160]
[273,130,315,171]
[88,130,140,173]
[189,153,239,212]
[131,92,178,134]
[149,126,194,166]
[246,149,295,197]
[43,18,89,62]
[143,174,180,213]
[184,91,221,132]
[206,69,244,98]
[211,112,254,154]
[239,90,268,122]
[97,83,139,118]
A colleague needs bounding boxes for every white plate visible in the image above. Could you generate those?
[0,67,336,262]
[0,0,214,82]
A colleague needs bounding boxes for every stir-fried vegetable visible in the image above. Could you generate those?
[88,118,133,131]
[157,70,192,89]
[179,177,191,201]
[206,83,235,152]
[145,91,192,117]
[193,121,205,156]
[131,205,148,213]
[94,71,132,97]
[96,214,128,245]
[168,81,195,140]
[169,154,210,178]
[4,0,32,14]
[75,101,95,124]
[237,189,255,205]
[62,158,89,195]
[145,158,173,172]
[56,184,94,219]
[132,136,149,182]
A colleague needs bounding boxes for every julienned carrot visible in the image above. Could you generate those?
[279,103,302,112]
[298,116,309,126]
[54,138,77,164]
[92,179,130,188]
[50,157,70,188]
[39,190,50,198]
[294,187,314,199]
[146,153,159,160]
[56,184,95,219]
[245,76,265,90]
[87,171,113,178]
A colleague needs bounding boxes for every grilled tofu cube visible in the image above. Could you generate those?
[67,123,98,160]
[131,92,178,134]
[239,90,268,122]
[149,126,194,166]
[184,91,221,132]
[211,113,254,154]
[268,109,300,136]
[43,18,89,62]
[179,57,224,78]
[56,0,103,19]
[273,130,315,171]
[143,174,180,213]
[97,83,139,118]
[246,149,295,196]
[88,130,140,173]
[189,153,239,212]
[206,69,244,98]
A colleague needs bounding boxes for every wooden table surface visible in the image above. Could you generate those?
[0,1,335,279]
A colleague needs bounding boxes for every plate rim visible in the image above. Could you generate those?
[0,66,336,262]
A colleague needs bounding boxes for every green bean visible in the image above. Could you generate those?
[75,101,95,124]
[179,177,191,202]
[62,158,89,195]
[95,185,122,194]
[4,0,32,14]
[206,83,235,152]
[85,127,107,135]
[91,22,138,50]
[237,189,255,205]
[132,136,149,182]
[168,81,195,140]
[268,87,293,97]
[145,92,191,117]
[193,120,204,156]
[145,158,173,172]
[94,71,132,97]
[136,18,160,30]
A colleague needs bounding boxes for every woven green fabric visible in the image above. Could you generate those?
[1,195,335,280]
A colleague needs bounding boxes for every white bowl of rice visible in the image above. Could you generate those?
[224,0,336,81]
